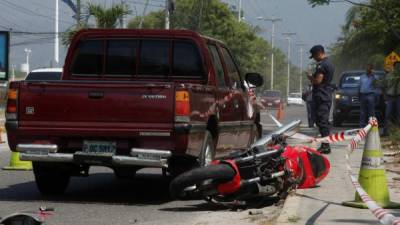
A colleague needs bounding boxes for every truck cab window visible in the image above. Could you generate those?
[106,40,137,76]
[71,40,103,76]
[221,47,242,90]
[173,41,204,78]
[138,40,170,76]
[208,45,226,87]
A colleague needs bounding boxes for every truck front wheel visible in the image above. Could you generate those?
[33,162,71,195]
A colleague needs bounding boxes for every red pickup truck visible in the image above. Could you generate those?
[6,29,263,195]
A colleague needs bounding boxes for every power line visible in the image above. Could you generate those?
[0,0,74,25]
[31,0,72,16]
[130,0,163,8]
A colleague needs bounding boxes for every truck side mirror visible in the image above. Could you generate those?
[245,73,263,87]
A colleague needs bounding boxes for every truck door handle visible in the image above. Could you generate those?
[88,91,104,99]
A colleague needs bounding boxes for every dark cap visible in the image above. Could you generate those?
[309,45,325,59]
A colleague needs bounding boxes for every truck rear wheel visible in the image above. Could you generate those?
[33,162,71,195]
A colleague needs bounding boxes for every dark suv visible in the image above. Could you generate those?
[333,70,385,126]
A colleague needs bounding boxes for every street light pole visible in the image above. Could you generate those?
[54,0,59,66]
[238,0,242,22]
[257,17,282,90]
[24,48,32,75]
[297,44,306,93]
[165,0,170,29]
[282,32,296,99]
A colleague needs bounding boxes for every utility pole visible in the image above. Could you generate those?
[54,0,59,66]
[139,0,150,29]
[24,48,31,75]
[282,32,296,99]
[120,0,125,28]
[76,0,81,27]
[11,64,15,81]
[238,0,242,22]
[165,0,170,29]
[297,44,307,93]
[257,17,282,90]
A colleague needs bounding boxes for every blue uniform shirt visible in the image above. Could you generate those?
[359,73,377,94]
[312,57,335,102]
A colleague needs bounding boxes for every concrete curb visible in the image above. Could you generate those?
[275,188,305,224]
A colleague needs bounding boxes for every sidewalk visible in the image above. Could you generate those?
[277,139,400,225]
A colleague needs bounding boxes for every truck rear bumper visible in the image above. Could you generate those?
[16,144,172,168]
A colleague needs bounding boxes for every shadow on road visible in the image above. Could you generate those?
[160,196,281,212]
[0,172,173,206]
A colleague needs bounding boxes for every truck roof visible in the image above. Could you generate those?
[71,28,226,46]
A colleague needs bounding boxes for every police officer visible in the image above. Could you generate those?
[307,45,335,154]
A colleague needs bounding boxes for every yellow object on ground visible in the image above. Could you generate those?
[2,151,32,171]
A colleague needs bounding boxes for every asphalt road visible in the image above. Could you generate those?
[0,105,310,225]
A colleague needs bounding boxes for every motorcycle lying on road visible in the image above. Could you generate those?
[0,207,54,225]
[169,121,330,207]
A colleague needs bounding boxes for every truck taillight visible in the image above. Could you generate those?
[175,91,190,122]
[6,88,18,120]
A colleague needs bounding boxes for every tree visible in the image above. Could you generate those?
[86,3,131,28]
[309,0,400,77]
[308,0,400,40]
[62,2,131,45]
[127,0,298,96]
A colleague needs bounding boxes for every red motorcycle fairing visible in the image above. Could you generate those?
[282,145,330,189]
[211,160,242,195]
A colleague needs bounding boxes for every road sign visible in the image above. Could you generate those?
[0,31,9,81]
[384,51,400,72]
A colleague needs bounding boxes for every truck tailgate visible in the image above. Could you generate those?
[18,81,175,128]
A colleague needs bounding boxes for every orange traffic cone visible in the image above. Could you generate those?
[276,103,284,121]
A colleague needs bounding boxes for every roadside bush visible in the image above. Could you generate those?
[388,124,400,145]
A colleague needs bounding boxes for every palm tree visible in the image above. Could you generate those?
[87,3,131,28]
[62,2,131,46]
[343,5,362,34]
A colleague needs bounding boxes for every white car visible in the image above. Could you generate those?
[287,92,305,106]
[25,68,63,81]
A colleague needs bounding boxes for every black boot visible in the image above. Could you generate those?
[318,143,331,154]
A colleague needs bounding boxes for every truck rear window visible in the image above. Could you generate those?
[71,39,204,79]
[106,40,137,76]
[173,41,204,77]
[138,40,170,76]
[71,40,103,75]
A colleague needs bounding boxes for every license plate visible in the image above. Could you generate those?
[268,103,272,106]
[82,141,116,156]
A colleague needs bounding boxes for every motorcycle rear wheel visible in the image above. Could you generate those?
[169,164,236,199]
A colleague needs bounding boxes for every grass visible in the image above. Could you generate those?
[287,215,300,223]
[388,124,400,146]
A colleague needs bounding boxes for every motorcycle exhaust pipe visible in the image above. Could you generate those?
[251,119,302,148]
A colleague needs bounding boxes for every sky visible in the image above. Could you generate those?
[0,0,352,71]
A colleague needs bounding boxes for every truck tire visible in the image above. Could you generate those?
[33,162,71,195]
[169,163,236,199]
